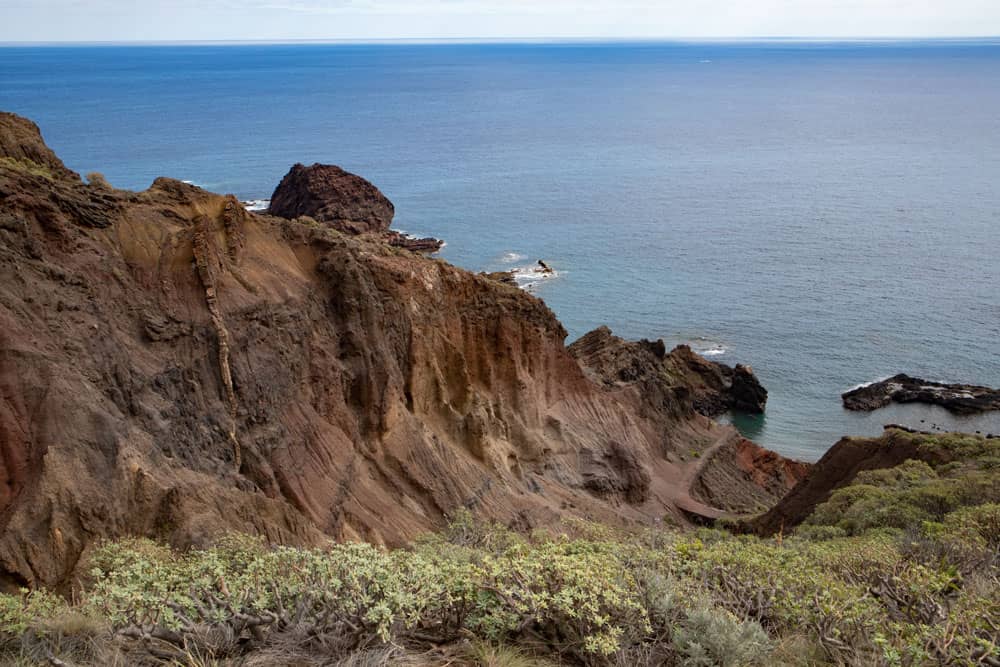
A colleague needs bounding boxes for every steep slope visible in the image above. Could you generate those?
[569,327,805,517]
[747,426,991,535]
[0,112,803,590]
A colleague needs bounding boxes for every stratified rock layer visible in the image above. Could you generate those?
[0,112,803,590]
[842,374,1000,415]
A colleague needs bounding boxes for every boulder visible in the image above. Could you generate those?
[268,162,395,234]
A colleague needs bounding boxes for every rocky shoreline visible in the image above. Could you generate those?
[569,326,768,417]
[842,373,1000,415]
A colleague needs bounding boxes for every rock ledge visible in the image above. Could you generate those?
[842,374,1000,415]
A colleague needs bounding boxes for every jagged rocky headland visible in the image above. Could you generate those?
[0,111,803,589]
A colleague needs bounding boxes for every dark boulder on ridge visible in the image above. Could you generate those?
[268,162,395,234]
[842,374,1000,415]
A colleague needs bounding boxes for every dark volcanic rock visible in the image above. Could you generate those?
[569,327,769,417]
[268,163,395,234]
[267,163,445,251]
[385,230,444,253]
[842,374,1000,415]
[730,364,768,414]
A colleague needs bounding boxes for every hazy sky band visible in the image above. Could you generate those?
[2,0,999,42]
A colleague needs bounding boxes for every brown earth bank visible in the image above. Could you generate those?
[746,425,979,535]
[842,373,1000,415]
[0,111,808,590]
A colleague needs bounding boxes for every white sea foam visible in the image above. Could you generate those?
[242,199,270,211]
[844,375,894,392]
[501,252,525,264]
[510,263,559,291]
[685,337,727,356]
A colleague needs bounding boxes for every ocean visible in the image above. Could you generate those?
[2,40,998,460]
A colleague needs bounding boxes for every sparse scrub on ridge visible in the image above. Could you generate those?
[85,171,112,189]
[0,156,56,180]
[1,436,999,666]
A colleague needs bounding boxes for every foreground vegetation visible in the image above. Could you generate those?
[2,432,998,666]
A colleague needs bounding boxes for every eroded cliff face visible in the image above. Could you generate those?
[0,112,804,590]
[569,327,804,519]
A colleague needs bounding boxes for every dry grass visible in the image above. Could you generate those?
[467,641,559,667]
[0,156,55,180]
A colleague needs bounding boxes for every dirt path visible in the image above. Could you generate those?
[670,428,741,521]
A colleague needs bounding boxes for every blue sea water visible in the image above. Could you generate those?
[2,40,998,461]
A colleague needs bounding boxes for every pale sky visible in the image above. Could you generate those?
[1,0,998,42]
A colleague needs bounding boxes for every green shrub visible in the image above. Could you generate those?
[807,447,1000,538]
[2,433,998,666]
[0,590,66,637]
[673,603,771,667]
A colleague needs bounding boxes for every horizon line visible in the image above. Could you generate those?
[2,35,1000,48]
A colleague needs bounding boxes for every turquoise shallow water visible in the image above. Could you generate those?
[2,41,998,460]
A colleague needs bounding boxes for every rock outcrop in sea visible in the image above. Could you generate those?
[0,111,805,590]
[569,327,769,416]
[842,373,1000,415]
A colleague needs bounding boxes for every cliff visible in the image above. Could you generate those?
[0,112,804,590]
